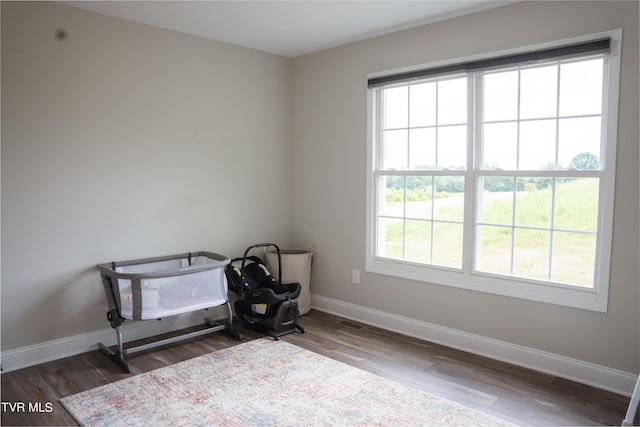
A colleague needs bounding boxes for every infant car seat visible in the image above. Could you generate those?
[225,243,304,339]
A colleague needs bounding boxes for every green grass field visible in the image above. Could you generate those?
[381,178,598,286]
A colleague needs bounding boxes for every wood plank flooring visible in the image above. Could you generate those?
[1,309,636,426]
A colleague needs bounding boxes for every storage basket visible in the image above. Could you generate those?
[266,249,312,315]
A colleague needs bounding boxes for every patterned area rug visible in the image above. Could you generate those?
[61,338,516,426]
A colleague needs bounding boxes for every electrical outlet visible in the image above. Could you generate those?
[352,269,360,284]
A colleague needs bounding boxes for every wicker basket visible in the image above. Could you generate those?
[266,249,313,315]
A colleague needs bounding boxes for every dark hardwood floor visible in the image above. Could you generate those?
[1,309,636,426]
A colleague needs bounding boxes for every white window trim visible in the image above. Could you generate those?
[365,29,622,312]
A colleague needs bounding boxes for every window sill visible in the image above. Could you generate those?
[365,256,607,312]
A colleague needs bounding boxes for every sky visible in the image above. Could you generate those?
[380,56,604,172]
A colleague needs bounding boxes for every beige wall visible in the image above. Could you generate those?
[2,0,638,380]
[1,1,293,350]
[291,1,639,373]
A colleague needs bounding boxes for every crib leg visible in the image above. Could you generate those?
[99,304,241,373]
[99,326,130,373]
[99,342,131,373]
[216,302,243,341]
[222,324,243,341]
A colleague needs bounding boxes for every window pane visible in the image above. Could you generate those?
[554,178,599,231]
[437,125,466,169]
[438,78,467,125]
[380,176,404,217]
[405,220,431,263]
[483,122,517,169]
[410,81,436,127]
[478,177,514,225]
[520,65,558,119]
[519,119,556,170]
[378,217,403,259]
[558,117,601,170]
[559,58,603,117]
[476,225,512,275]
[432,222,463,268]
[515,178,552,228]
[513,228,550,281]
[409,128,436,170]
[484,70,519,122]
[405,176,433,219]
[434,177,464,221]
[551,231,596,286]
[382,86,408,129]
[382,129,407,170]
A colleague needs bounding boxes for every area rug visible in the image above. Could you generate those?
[61,338,515,426]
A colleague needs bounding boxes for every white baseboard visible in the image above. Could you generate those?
[1,306,228,373]
[2,297,636,397]
[311,294,637,397]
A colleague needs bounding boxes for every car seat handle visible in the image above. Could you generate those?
[240,243,282,284]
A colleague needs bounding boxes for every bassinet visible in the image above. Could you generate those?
[97,251,242,372]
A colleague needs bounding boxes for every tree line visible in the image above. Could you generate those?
[386,152,598,195]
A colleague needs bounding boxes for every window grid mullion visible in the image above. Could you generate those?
[404,84,410,260]
[509,177,517,276]
[546,64,564,281]
[516,67,522,170]
[483,112,601,125]
[548,178,557,281]
[429,176,435,264]
[402,176,407,260]
[434,80,439,170]
[510,68,522,275]
[430,81,439,264]
[466,73,481,276]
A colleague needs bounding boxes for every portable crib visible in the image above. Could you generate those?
[97,251,242,372]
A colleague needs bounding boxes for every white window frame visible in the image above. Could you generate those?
[365,30,622,312]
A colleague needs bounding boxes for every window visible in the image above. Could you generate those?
[366,31,622,311]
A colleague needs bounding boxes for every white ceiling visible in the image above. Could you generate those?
[60,1,514,57]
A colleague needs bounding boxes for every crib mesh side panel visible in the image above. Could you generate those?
[115,258,228,320]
